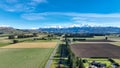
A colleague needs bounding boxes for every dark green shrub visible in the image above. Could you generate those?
[73,38,86,41]
[13,40,18,44]
[33,33,38,37]
[8,35,15,39]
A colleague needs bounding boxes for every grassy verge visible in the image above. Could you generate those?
[86,36,106,40]
[50,53,60,68]
[113,59,120,65]
[111,42,120,46]
[69,36,105,40]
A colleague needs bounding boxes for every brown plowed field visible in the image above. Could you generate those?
[71,43,120,58]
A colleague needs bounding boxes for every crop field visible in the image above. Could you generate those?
[0,36,11,43]
[0,43,10,47]
[70,43,120,58]
[1,42,57,48]
[0,48,53,68]
[0,37,11,47]
[0,39,11,43]
[70,39,120,67]
[0,41,57,68]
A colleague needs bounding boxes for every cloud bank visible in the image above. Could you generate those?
[21,12,120,27]
[0,0,47,12]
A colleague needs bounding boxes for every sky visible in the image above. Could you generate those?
[0,0,120,29]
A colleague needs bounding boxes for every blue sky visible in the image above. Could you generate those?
[0,0,120,29]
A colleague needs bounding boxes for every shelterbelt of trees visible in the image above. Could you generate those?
[8,33,38,39]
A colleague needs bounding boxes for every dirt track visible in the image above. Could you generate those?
[71,43,120,58]
[1,42,57,48]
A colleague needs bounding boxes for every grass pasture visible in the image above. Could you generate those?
[0,43,10,47]
[0,48,53,68]
[0,41,57,68]
[0,37,11,47]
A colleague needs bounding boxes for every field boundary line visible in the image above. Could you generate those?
[45,40,60,68]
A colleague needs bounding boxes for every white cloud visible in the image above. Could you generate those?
[31,27,38,29]
[48,25,63,28]
[28,12,120,18]
[21,12,120,27]
[43,25,63,28]
[0,0,47,12]
[68,24,83,27]
[22,12,120,22]
[0,25,10,27]
[42,23,104,28]
[22,13,45,20]
[58,12,120,18]
[72,17,87,20]
[22,12,120,19]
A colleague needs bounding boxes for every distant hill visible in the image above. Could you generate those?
[39,27,120,34]
[0,27,38,34]
[0,27,18,34]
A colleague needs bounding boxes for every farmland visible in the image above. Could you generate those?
[70,43,120,58]
[0,48,53,68]
[70,43,120,67]
[70,35,120,68]
[0,32,120,68]
[0,33,58,68]
[0,36,11,47]
[1,42,57,48]
[50,34,120,68]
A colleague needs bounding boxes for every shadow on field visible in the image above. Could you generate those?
[53,44,70,68]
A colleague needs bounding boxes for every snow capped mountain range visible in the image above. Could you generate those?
[41,24,118,29]
[39,25,120,33]
[0,25,120,34]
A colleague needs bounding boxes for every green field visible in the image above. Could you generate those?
[0,48,53,68]
[0,43,10,47]
[86,36,106,40]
